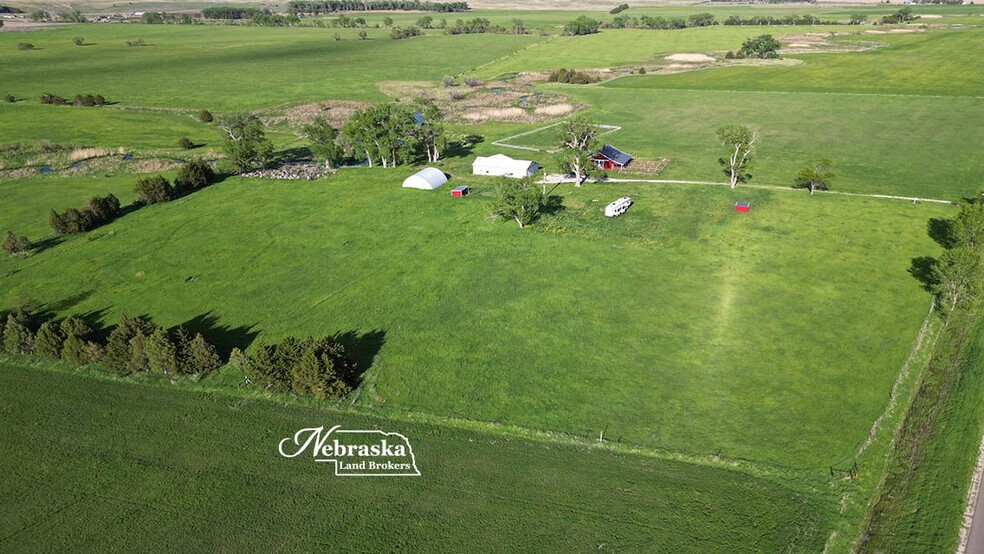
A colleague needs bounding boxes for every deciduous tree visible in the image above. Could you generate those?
[411,97,446,163]
[793,158,836,195]
[219,113,274,172]
[717,125,757,188]
[302,117,343,169]
[492,177,545,229]
[557,117,600,186]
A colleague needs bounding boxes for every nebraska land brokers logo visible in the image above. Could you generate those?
[278,425,421,477]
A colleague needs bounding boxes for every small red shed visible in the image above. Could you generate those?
[451,185,470,198]
[734,201,750,213]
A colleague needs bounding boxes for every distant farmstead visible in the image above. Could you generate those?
[472,154,539,178]
[593,145,633,172]
[402,167,448,190]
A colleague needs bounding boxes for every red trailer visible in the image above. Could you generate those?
[451,185,470,198]
[734,201,750,213]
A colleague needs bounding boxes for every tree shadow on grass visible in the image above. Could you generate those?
[541,194,565,216]
[444,134,483,159]
[333,329,386,388]
[909,256,939,292]
[928,218,955,249]
[30,235,64,254]
[273,146,313,164]
[174,312,260,360]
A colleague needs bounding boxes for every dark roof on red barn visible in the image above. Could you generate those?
[595,145,633,166]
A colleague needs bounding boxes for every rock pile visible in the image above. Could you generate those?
[241,163,322,180]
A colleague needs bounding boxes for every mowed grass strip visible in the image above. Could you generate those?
[604,27,984,98]
[0,170,950,468]
[0,362,829,552]
[0,25,541,110]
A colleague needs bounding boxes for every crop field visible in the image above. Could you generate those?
[0,360,830,551]
[1,6,982,552]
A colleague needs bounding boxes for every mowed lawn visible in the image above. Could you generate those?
[604,27,984,97]
[0,25,541,110]
[0,361,829,552]
[0,170,951,469]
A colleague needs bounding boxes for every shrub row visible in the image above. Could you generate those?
[547,68,599,85]
[391,25,422,40]
[134,160,215,205]
[48,193,121,234]
[288,1,468,14]
[46,161,214,235]
[41,92,106,106]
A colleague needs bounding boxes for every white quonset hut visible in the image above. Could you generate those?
[402,167,448,190]
[472,154,539,178]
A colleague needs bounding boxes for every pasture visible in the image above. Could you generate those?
[1,7,982,551]
[0,25,541,109]
[604,27,984,97]
[0,170,952,470]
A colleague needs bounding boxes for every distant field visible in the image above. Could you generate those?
[604,27,984,97]
[0,25,541,110]
[0,170,951,469]
[476,25,867,76]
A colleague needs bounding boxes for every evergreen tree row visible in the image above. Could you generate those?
[233,335,354,400]
[0,309,223,376]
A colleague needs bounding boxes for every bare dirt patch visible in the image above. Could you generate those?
[381,79,583,125]
[263,100,369,128]
[665,53,715,63]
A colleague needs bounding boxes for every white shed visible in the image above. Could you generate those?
[402,167,448,190]
[472,154,538,178]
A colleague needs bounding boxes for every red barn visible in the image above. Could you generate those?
[592,145,633,172]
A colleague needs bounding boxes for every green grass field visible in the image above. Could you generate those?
[0,170,952,470]
[0,25,541,109]
[1,8,982,551]
[604,27,984,97]
[0,360,829,552]
[475,25,865,76]
[553,86,984,199]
